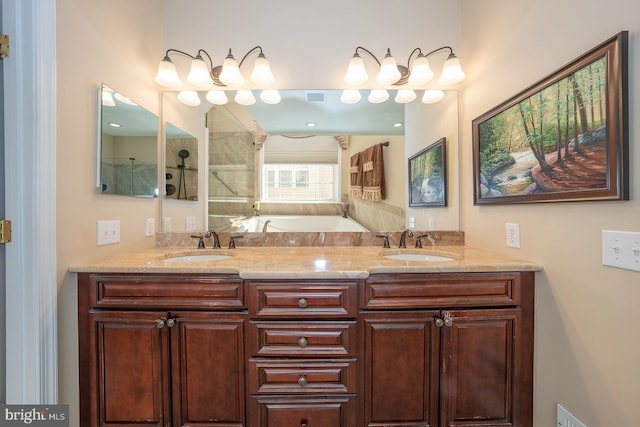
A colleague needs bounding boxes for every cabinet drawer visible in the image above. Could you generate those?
[248,280,358,318]
[90,274,245,310]
[249,395,357,427]
[248,358,357,394]
[248,321,357,357]
[362,273,521,309]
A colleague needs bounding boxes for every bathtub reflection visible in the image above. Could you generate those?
[236,215,369,232]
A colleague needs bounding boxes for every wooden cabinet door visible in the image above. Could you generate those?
[439,308,521,427]
[361,311,440,427]
[90,311,170,427]
[171,312,246,427]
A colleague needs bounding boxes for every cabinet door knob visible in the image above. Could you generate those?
[298,337,308,348]
[444,317,453,327]
[156,318,165,328]
[435,318,444,327]
[166,318,175,328]
[298,298,308,308]
[297,375,308,387]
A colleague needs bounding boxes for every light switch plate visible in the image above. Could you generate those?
[409,217,415,229]
[97,220,120,245]
[164,217,172,232]
[506,223,520,248]
[186,216,196,232]
[145,218,155,237]
[602,230,640,272]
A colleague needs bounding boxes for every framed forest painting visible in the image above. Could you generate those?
[409,138,447,207]
[473,31,628,205]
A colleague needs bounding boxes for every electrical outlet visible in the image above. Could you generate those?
[602,230,640,272]
[557,404,586,427]
[428,217,435,231]
[409,217,415,229]
[164,217,172,232]
[185,216,197,232]
[506,223,520,248]
[97,220,120,245]
[145,218,155,237]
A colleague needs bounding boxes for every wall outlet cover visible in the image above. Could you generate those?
[602,230,640,272]
[185,216,197,232]
[97,220,120,245]
[506,223,521,248]
[145,218,155,237]
[164,217,172,232]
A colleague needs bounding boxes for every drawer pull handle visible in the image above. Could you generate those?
[298,298,308,308]
[297,375,308,387]
[298,337,308,348]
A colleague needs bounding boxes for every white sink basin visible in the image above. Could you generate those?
[382,253,455,262]
[161,253,235,263]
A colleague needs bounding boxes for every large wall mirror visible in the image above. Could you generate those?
[160,89,460,233]
[99,83,158,197]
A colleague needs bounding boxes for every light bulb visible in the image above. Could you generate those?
[394,89,416,103]
[421,89,445,104]
[250,53,275,86]
[344,53,368,86]
[206,90,229,105]
[438,53,465,86]
[368,89,389,103]
[187,56,213,88]
[376,49,401,85]
[234,90,256,106]
[340,89,361,104]
[219,50,245,88]
[408,54,434,86]
[155,57,182,88]
[177,91,201,106]
[260,89,281,104]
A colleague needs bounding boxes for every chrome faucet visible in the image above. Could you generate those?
[262,219,271,233]
[206,230,221,249]
[399,229,414,248]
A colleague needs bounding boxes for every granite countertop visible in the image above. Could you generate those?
[69,245,543,279]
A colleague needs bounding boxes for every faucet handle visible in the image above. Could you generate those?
[191,234,205,249]
[376,234,391,248]
[228,234,243,249]
[415,235,428,248]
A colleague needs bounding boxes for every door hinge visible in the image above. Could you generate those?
[0,35,9,59]
[0,220,12,243]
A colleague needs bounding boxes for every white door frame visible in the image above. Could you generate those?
[2,0,57,403]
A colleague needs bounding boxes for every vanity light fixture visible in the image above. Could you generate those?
[155,46,276,89]
[342,45,465,104]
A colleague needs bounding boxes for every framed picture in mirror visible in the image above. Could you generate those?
[409,137,447,207]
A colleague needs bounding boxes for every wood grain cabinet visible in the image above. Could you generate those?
[246,280,359,427]
[78,270,534,427]
[360,272,535,427]
[77,274,247,427]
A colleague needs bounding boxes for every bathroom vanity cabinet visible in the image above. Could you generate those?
[77,273,248,427]
[77,270,534,427]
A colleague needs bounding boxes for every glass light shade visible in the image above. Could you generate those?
[343,54,368,86]
[438,54,465,86]
[250,54,275,86]
[101,90,115,107]
[394,89,416,103]
[376,50,402,85]
[234,90,256,106]
[368,89,389,103]
[176,91,201,106]
[206,90,229,105]
[408,54,434,86]
[340,89,361,104]
[421,89,445,104]
[155,58,182,88]
[187,57,214,88]
[219,53,245,88]
[260,89,281,104]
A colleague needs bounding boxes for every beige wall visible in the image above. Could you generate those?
[56,0,162,424]
[460,0,640,425]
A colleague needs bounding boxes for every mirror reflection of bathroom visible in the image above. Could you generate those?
[165,123,199,200]
[99,83,158,197]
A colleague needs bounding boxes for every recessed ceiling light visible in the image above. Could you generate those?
[393,122,403,128]
[108,122,121,128]
[306,122,316,127]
